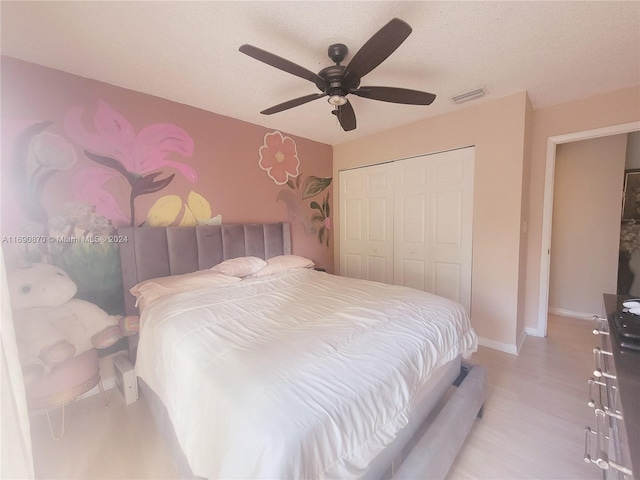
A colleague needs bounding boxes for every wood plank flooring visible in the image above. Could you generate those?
[29,314,601,479]
[447,314,600,479]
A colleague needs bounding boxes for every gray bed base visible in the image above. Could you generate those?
[117,223,486,480]
[138,361,485,480]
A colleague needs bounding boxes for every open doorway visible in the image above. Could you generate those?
[537,121,640,337]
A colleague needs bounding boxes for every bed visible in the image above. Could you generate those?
[118,223,485,480]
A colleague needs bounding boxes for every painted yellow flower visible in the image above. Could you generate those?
[146,195,182,226]
[147,191,221,227]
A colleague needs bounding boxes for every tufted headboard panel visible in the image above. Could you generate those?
[117,223,291,316]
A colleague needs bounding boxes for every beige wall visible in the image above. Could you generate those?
[549,135,627,315]
[516,97,534,344]
[627,131,640,168]
[524,85,640,331]
[334,92,530,351]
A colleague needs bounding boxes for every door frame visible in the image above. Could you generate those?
[537,121,640,336]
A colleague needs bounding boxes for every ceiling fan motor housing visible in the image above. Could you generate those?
[328,43,348,64]
[316,65,360,96]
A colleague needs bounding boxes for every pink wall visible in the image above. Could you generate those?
[1,57,334,271]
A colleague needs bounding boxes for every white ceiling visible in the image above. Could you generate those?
[2,1,639,146]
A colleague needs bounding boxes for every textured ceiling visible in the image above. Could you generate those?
[1,1,639,146]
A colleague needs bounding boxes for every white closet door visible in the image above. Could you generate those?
[339,162,394,283]
[394,148,474,312]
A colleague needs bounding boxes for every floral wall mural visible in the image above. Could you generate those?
[1,57,333,284]
[1,56,332,389]
[259,131,332,247]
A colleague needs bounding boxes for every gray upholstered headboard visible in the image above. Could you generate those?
[117,223,291,316]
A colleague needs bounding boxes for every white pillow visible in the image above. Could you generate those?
[131,269,240,309]
[251,255,315,277]
[210,256,267,277]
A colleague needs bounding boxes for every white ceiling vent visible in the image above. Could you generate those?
[451,88,487,104]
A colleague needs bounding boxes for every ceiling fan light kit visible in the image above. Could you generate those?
[239,18,436,132]
[328,95,347,106]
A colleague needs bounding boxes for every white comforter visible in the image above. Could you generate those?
[135,269,477,479]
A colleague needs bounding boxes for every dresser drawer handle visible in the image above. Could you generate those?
[593,348,616,380]
[584,424,609,470]
[587,378,605,408]
[586,380,623,420]
[592,315,609,335]
[585,420,632,475]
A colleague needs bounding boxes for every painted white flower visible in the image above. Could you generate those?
[28,132,77,171]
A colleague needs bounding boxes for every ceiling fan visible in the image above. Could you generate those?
[239,18,436,132]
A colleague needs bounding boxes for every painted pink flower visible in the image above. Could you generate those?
[258,131,300,185]
[64,100,196,225]
[72,167,129,224]
[65,100,196,180]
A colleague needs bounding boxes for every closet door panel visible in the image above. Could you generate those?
[343,199,362,241]
[434,262,461,303]
[394,148,474,313]
[368,256,390,284]
[429,148,474,312]
[339,163,394,283]
[343,253,363,279]
[394,157,430,290]
[400,258,427,291]
[339,147,473,314]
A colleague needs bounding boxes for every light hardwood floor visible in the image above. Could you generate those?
[29,314,601,479]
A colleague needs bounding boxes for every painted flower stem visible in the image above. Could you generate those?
[84,151,175,227]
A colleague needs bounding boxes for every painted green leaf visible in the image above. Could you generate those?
[302,176,332,199]
[310,201,322,212]
[324,192,330,217]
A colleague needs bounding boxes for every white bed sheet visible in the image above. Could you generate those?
[135,269,478,479]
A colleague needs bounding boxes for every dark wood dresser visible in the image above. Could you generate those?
[585,294,640,479]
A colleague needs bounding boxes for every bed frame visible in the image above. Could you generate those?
[117,222,485,480]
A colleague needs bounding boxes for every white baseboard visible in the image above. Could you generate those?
[479,327,538,356]
[478,336,517,355]
[516,329,528,354]
[548,307,596,320]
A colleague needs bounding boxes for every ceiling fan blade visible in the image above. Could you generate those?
[351,86,436,105]
[260,93,326,115]
[336,101,356,131]
[239,44,327,88]
[343,18,412,82]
